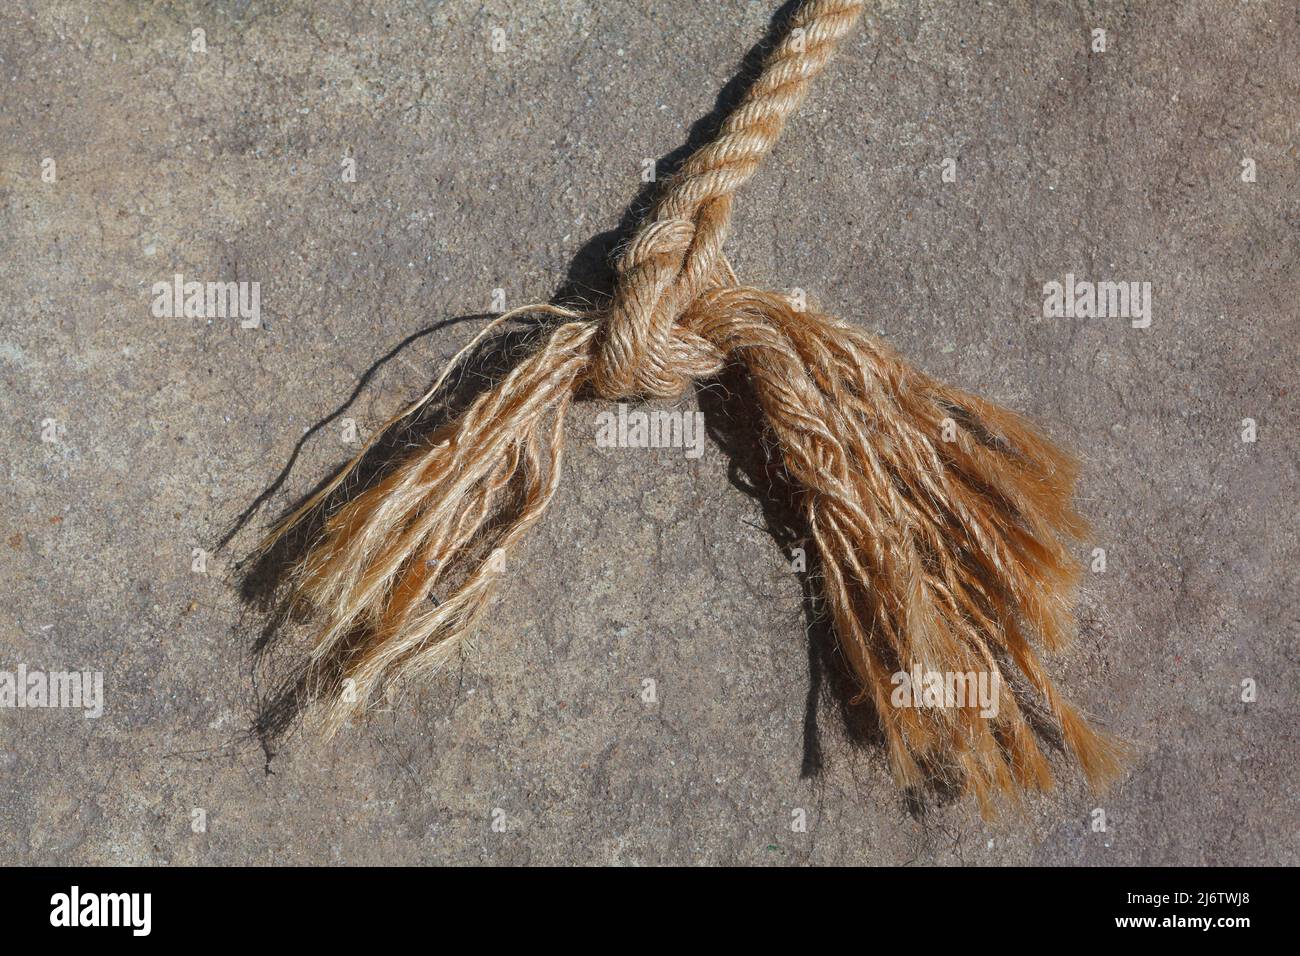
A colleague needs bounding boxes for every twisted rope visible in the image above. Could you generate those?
[592,0,868,398]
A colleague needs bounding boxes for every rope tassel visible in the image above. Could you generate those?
[688,288,1124,808]
[259,0,1123,808]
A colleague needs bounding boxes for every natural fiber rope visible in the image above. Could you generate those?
[592,0,867,399]
[260,0,1125,814]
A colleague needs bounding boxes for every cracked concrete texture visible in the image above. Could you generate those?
[1,0,1297,865]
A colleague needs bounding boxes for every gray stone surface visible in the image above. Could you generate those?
[1,0,1297,865]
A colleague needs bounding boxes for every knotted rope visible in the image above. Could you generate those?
[593,0,865,399]
[260,0,1124,813]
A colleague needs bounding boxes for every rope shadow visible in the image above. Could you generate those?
[550,0,808,306]
[696,368,887,778]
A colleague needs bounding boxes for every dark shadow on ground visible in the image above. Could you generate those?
[549,0,807,308]
[696,367,888,780]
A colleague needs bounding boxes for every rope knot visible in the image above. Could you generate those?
[588,0,871,401]
[590,209,730,399]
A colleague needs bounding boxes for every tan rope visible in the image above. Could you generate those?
[260,0,1124,813]
[592,0,868,399]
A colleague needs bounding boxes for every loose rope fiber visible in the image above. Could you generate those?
[260,0,1124,813]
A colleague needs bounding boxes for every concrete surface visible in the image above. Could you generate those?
[2,0,1297,865]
